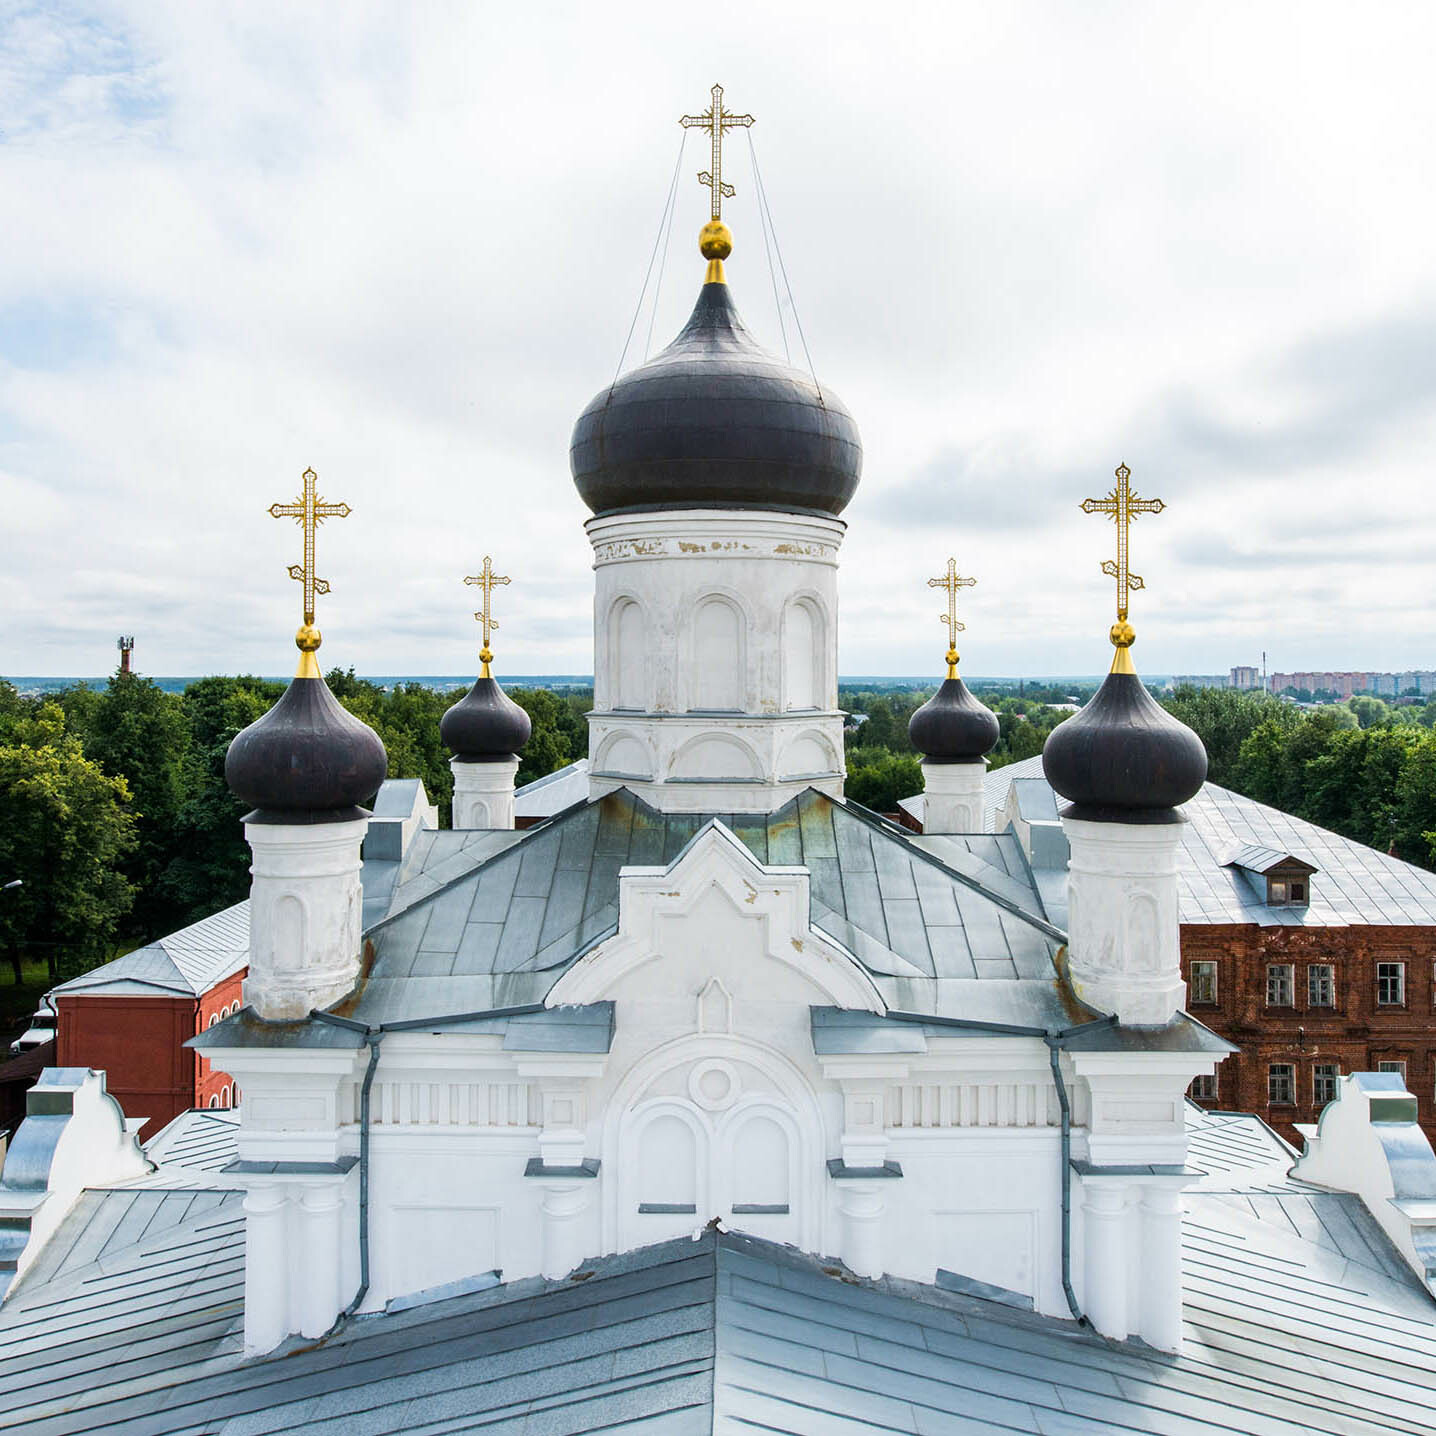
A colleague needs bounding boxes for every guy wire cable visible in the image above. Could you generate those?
[611,128,687,389]
[746,129,791,364]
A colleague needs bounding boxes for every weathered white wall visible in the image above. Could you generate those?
[244,816,368,1021]
[585,509,846,812]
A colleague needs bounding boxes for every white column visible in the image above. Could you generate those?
[243,815,368,1021]
[920,761,987,834]
[836,1182,886,1280]
[539,1181,592,1280]
[1062,817,1185,1026]
[243,1183,290,1355]
[451,757,519,830]
[1081,1183,1130,1341]
[1139,1184,1184,1352]
[297,1184,345,1338]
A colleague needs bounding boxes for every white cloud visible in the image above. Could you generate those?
[2,0,1435,679]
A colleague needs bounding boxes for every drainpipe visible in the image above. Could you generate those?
[885,1007,1104,1327]
[311,1010,381,1322]
[1044,1033,1087,1327]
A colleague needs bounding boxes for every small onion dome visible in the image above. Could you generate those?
[908,678,999,763]
[1042,671,1207,822]
[570,273,862,519]
[225,673,388,823]
[440,677,531,762]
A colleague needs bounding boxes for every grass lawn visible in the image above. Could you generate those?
[0,958,54,1045]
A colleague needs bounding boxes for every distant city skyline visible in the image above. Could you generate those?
[4,5,1436,676]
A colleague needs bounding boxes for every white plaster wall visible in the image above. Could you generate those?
[586,509,846,812]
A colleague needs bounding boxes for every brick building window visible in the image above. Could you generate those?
[1378,1059,1407,1081]
[1377,962,1406,1006]
[1313,1063,1339,1106]
[1190,1072,1217,1100]
[1189,961,1218,1005]
[1266,964,1294,1007]
[1268,1064,1296,1105]
[1307,965,1335,1007]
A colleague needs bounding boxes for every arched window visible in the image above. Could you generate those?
[637,1111,700,1214]
[207,1094,220,1109]
[730,1112,791,1211]
[610,599,647,711]
[691,597,744,711]
[207,1013,218,1028]
[783,600,822,710]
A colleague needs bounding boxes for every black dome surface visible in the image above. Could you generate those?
[440,677,532,762]
[1042,671,1207,822]
[570,281,862,518]
[908,678,1000,763]
[225,675,388,823]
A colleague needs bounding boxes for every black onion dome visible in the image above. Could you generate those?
[440,677,532,762]
[570,281,862,518]
[1042,671,1207,822]
[908,678,1000,763]
[225,676,388,823]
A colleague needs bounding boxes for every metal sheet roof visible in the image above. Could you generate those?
[5,1160,1436,1435]
[352,789,1067,1027]
[988,757,1436,928]
[51,901,250,999]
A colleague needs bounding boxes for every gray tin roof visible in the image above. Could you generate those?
[4,1102,1436,1436]
[987,756,1436,928]
[348,788,1068,1028]
[51,900,250,999]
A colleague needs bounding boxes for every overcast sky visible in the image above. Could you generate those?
[3,2,1435,680]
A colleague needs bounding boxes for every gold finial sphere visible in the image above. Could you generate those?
[699,220,733,260]
[296,623,323,653]
[1109,620,1135,650]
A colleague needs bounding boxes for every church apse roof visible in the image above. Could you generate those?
[348,789,1068,1028]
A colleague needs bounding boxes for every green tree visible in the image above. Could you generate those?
[1160,686,1290,787]
[844,748,923,812]
[0,730,137,981]
[82,674,193,937]
[508,688,574,786]
[1348,695,1392,730]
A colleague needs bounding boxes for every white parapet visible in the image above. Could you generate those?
[920,760,987,834]
[243,815,368,1021]
[585,508,846,813]
[1061,816,1185,1027]
[451,756,519,830]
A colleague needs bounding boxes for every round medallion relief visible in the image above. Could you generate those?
[688,1059,740,1111]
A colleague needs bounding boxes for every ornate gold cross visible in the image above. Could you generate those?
[465,556,510,678]
[269,468,350,675]
[1081,462,1164,667]
[680,83,754,222]
[927,557,977,678]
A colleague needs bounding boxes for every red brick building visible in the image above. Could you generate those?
[903,757,1436,1148]
[52,902,248,1137]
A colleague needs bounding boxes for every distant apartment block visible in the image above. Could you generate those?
[1268,670,1436,698]
[1169,668,1436,698]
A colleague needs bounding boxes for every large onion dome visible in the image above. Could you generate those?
[440,677,531,763]
[226,660,388,823]
[570,234,862,518]
[908,678,1000,763]
[1042,670,1207,822]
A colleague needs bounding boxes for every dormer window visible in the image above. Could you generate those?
[1224,846,1316,908]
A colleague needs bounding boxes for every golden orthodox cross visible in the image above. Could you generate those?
[269,467,350,628]
[680,83,754,221]
[465,556,510,677]
[927,557,977,678]
[1080,463,1164,626]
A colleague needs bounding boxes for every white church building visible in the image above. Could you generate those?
[2,112,1435,1435]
